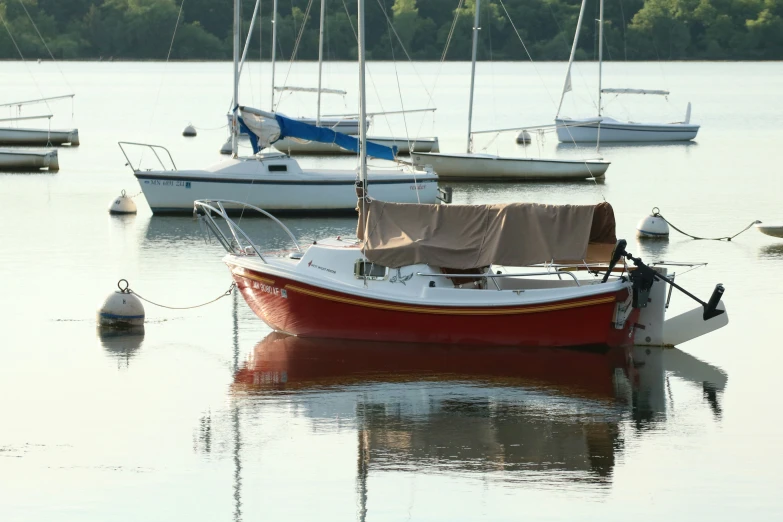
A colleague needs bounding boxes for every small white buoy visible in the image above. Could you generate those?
[182,123,197,137]
[516,130,532,144]
[219,138,232,155]
[637,208,670,239]
[108,189,137,215]
[97,280,145,329]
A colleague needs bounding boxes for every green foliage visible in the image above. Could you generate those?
[1,0,782,60]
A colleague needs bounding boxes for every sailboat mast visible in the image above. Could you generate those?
[358,0,367,188]
[270,0,278,109]
[466,0,481,153]
[597,0,604,117]
[317,0,326,126]
[556,0,587,118]
[232,0,241,157]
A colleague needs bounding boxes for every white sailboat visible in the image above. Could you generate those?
[554,0,699,143]
[412,0,608,181]
[123,0,438,215]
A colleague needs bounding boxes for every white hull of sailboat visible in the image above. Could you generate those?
[0,127,79,146]
[134,156,439,214]
[274,136,439,155]
[411,152,609,181]
[0,148,59,171]
[556,118,699,143]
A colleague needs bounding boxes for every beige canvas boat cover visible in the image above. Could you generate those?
[357,200,616,269]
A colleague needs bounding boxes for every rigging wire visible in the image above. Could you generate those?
[380,5,419,201]
[275,0,315,110]
[15,0,76,121]
[0,10,53,115]
[495,0,599,185]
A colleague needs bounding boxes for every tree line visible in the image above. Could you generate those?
[1,0,781,61]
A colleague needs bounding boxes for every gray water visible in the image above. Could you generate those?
[1,61,782,520]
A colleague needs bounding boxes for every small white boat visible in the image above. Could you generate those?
[0,126,79,146]
[756,223,783,239]
[274,135,439,155]
[122,147,438,215]
[412,151,608,181]
[556,117,699,143]
[0,148,59,171]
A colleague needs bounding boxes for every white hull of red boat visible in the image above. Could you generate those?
[556,117,699,143]
[0,127,79,146]
[133,154,439,215]
[273,136,439,155]
[411,152,609,181]
[0,148,59,171]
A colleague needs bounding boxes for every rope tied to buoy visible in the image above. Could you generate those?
[120,189,143,199]
[652,207,761,241]
[118,279,237,310]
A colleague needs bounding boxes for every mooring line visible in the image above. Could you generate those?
[120,279,236,310]
[652,207,760,241]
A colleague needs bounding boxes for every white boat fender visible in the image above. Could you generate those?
[636,207,669,238]
[219,138,232,155]
[108,189,137,215]
[183,123,197,137]
[97,280,145,329]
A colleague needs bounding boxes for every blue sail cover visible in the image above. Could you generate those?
[239,111,397,160]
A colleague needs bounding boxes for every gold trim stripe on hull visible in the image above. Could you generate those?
[284,284,617,316]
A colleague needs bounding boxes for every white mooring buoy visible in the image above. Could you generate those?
[98,280,145,329]
[108,189,137,214]
[637,208,670,239]
[219,138,232,155]
[182,123,197,137]
[516,130,532,144]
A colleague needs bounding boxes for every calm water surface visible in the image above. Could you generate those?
[1,61,782,520]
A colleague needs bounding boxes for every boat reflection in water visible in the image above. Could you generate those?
[233,333,727,485]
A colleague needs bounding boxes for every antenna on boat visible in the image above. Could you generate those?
[466,0,481,153]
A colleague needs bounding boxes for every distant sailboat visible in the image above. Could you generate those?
[554,0,699,143]
[412,0,608,181]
